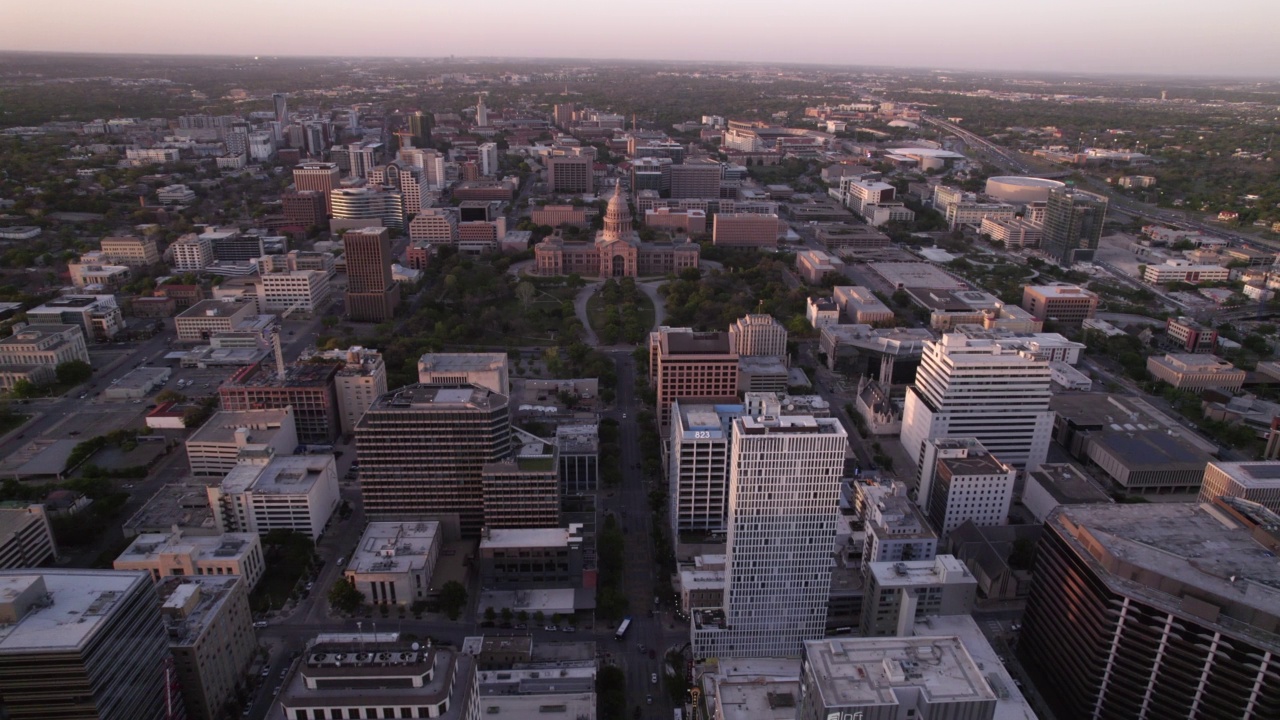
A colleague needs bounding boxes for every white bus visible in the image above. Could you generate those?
[615,617,632,640]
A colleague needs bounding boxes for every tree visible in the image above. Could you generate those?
[9,379,39,399]
[500,607,513,624]
[534,610,545,625]
[597,665,627,720]
[154,389,186,404]
[516,281,536,308]
[439,580,468,621]
[327,579,364,614]
[483,606,496,623]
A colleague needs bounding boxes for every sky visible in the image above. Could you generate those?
[3,0,1279,78]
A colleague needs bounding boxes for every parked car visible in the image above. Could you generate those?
[650,673,658,684]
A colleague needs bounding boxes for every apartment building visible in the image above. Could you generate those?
[171,233,214,271]
[691,414,848,659]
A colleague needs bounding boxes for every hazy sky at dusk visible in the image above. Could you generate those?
[3,0,1278,77]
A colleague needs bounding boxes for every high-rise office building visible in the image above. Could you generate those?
[408,110,431,146]
[546,152,593,194]
[1020,503,1280,720]
[481,445,561,529]
[0,569,177,720]
[1042,187,1108,266]
[667,400,744,537]
[293,162,341,213]
[478,142,499,177]
[475,93,489,127]
[669,158,722,198]
[343,227,401,322]
[272,93,288,126]
[691,414,847,659]
[330,187,404,230]
[282,190,327,228]
[901,333,1054,470]
[653,331,739,429]
[728,313,788,358]
[356,384,512,536]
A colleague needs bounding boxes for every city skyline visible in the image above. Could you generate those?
[2,0,1279,78]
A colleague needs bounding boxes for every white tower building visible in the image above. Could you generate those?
[901,333,1053,471]
[691,413,848,659]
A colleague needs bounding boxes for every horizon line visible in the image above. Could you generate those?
[2,49,1278,84]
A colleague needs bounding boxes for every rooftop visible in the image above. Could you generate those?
[370,384,507,412]
[1052,503,1280,650]
[0,570,150,653]
[1207,461,1280,489]
[417,352,507,372]
[188,408,294,445]
[803,635,997,709]
[347,522,440,575]
[116,530,258,564]
[1049,392,1219,455]
[226,360,339,389]
[0,324,80,346]
[662,331,734,356]
[867,555,975,588]
[123,478,218,535]
[221,454,335,495]
[1088,429,1213,469]
[178,299,253,319]
[1026,464,1113,505]
[156,575,243,647]
[910,615,1038,720]
[869,262,969,291]
[480,526,582,550]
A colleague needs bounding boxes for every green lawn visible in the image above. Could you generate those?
[586,281,655,345]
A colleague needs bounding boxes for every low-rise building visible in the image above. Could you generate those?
[806,296,841,329]
[475,663,596,718]
[175,299,259,343]
[208,453,340,540]
[860,555,979,637]
[1085,429,1212,495]
[798,634,998,719]
[156,184,197,204]
[158,575,257,720]
[1166,315,1218,353]
[113,529,265,589]
[417,352,509,395]
[1146,353,1245,391]
[833,286,895,324]
[0,324,90,371]
[1142,259,1231,285]
[980,217,1043,249]
[186,408,299,476]
[478,525,585,590]
[795,249,844,284]
[1021,284,1099,324]
[278,635,477,720]
[1199,460,1280,512]
[343,521,442,606]
[26,295,123,341]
